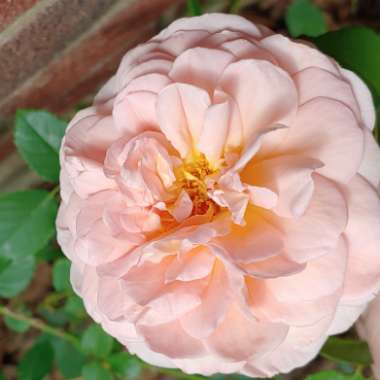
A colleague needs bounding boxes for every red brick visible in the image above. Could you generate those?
[0,0,181,117]
[0,0,37,32]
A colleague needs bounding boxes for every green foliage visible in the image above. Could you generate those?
[52,258,71,292]
[186,0,202,16]
[64,294,86,319]
[305,371,366,380]
[321,337,373,366]
[4,305,31,333]
[81,324,114,358]
[108,352,142,379]
[50,338,86,379]
[82,362,114,380]
[18,340,54,380]
[14,109,67,182]
[314,27,380,134]
[0,189,57,297]
[0,190,58,260]
[0,255,35,298]
[285,0,327,37]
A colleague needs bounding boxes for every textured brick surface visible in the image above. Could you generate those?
[0,0,37,32]
[0,0,182,118]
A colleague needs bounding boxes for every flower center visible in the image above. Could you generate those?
[174,153,219,216]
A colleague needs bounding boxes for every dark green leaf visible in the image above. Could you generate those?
[321,337,373,365]
[186,0,202,16]
[37,245,62,262]
[82,362,113,380]
[0,256,11,274]
[314,27,380,137]
[0,370,5,380]
[18,340,54,380]
[285,0,327,37]
[108,352,142,379]
[0,256,35,298]
[305,371,347,380]
[81,324,114,358]
[52,338,86,379]
[0,190,58,259]
[52,258,71,292]
[4,305,31,333]
[14,109,67,182]
[64,295,86,319]
[38,305,70,327]
[314,27,380,95]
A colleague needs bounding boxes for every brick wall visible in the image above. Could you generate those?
[0,0,183,191]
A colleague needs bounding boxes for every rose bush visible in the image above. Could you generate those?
[57,13,380,377]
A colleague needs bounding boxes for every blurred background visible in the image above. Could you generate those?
[0,1,379,379]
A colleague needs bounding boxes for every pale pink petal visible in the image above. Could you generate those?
[197,100,230,164]
[341,68,376,130]
[180,261,232,339]
[357,294,380,379]
[138,320,206,359]
[341,175,380,304]
[359,128,380,189]
[242,155,322,218]
[219,59,297,144]
[216,206,284,264]
[165,246,215,283]
[155,14,261,41]
[157,83,211,157]
[172,191,193,222]
[247,185,278,210]
[265,98,364,184]
[260,34,339,75]
[293,67,360,119]
[169,47,235,93]
[328,303,367,335]
[208,303,288,361]
[267,174,347,263]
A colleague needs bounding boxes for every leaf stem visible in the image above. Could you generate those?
[0,305,80,348]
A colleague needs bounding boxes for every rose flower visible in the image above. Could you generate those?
[57,14,380,377]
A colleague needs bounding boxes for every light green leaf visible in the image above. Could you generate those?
[305,371,347,380]
[64,295,86,319]
[51,338,86,379]
[14,109,67,182]
[186,0,202,16]
[285,0,327,37]
[18,340,54,380]
[0,255,35,298]
[52,258,71,292]
[314,27,380,136]
[321,337,372,365]
[4,305,31,333]
[81,324,114,358]
[82,362,113,380]
[108,352,142,379]
[0,190,58,259]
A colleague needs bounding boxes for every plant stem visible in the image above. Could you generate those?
[0,305,80,348]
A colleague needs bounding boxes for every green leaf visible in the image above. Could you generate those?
[0,256,11,274]
[108,352,142,379]
[52,258,71,292]
[82,362,113,380]
[18,340,54,380]
[305,371,347,380]
[314,27,380,95]
[313,27,380,136]
[285,0,327,37]
[14,109,67,182]
[321,337,373,365]
[0,255,35,298]
[36,245,62,262]
[186,0,202,16]
[0,370,5,380]
[0,190,58,259]
[38,305,69,327]
[64,295,86,319]
[4,305,31,333]
[52,338,86,379]
[81,324,114,358]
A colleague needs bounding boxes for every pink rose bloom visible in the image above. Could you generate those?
[57,14,380,377]
[358,295,380,378]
